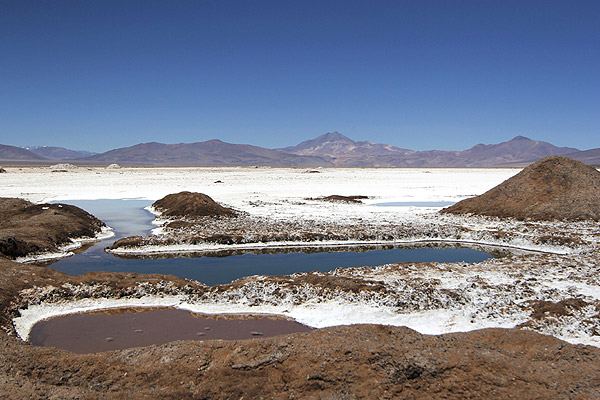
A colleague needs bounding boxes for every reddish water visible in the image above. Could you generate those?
[29,308,313,354]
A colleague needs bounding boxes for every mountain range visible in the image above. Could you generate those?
[1,133,598,167]
[79,140,332,167]
[25,146,96,160]
[277,132,414,167]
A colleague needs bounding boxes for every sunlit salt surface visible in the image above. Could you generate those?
[373,201,456,207]
[29,307,313,353]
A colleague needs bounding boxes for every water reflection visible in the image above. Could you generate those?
[37,199,524,286]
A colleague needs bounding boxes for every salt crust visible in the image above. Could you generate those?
[14,251,600,348]
[4,167,600,347]
[12,294,524,343]
[15,226,115,263]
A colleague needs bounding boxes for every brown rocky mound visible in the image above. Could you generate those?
[442,156,600,221]
[0,198,106,259]
[1,258,600,398]
[152,191,236,218]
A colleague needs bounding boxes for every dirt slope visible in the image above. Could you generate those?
[152,191,236,218]
[442,156,600,221]
[0,198,106,258]
[0,257,600,399]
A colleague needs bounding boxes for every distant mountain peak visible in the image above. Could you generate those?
[278,132,413,164]
[511,135,532,141]
[319,131,353,142]
[204,139,225,144]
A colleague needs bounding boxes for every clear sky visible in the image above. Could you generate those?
[1,0,598,152]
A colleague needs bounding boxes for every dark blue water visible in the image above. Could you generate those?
[43,200,494,286]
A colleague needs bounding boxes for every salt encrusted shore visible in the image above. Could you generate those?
[16,226,114,263]
[3,166,600,398]
[4,165,600,348]
[107,210,589,256]
[13,248,600,348]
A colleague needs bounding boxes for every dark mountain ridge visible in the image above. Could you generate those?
[564,148,600,166]
[280,131,413,157]
[1,133,595,167]
[280,133,580,167]
[379,135,579,168]
[78,140,334,167]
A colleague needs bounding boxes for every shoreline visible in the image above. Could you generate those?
[16,226,115,263]
[2,166,600,397]
[13,247,600,349]
[106,237,565,257]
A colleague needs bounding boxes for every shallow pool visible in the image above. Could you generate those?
[30,308,313,353]
[40,199,500,286]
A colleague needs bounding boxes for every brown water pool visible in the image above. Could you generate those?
[29,307,313,354]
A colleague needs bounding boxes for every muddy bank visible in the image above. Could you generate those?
[0,197,108,259]
[2,283,600,398]
[308,194,369,203]
[4,247,600,397]
[108,241,521,260]
[2,189,600,397]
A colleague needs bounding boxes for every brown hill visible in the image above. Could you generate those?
[0,198,106,259]
[441,156,600,221]
[152,192,236,218]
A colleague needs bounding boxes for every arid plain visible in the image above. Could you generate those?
[2,162,600,398]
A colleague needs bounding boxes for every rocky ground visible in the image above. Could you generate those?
[2,156,600,398]
[3,258,600,399]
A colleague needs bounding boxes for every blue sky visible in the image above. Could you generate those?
[1,0,598,152]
